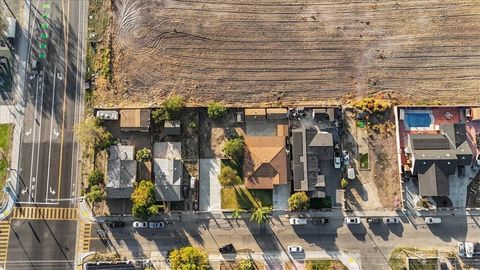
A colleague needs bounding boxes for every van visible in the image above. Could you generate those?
[425,217,441,224]
[289,218,307,225]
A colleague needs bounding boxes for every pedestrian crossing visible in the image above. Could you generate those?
[11,207,77,220]
[0,221,10,264]
[78,223,92,253]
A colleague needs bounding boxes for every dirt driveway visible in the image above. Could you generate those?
[96,0,480,107]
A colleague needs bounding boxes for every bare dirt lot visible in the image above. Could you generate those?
[96,0,480,107]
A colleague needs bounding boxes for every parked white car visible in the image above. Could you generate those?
[382,217,400,224]
[288,245,304,253]
[133,221,148,229]
[149,221,166,229]
[425,217,442,224]
[334,156,341,169]
[344,217,361,224]
[289,218,308,225]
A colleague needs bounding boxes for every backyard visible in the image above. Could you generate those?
[389,247,438,270]
[0,124,12,191]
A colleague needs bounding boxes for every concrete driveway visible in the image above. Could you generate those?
[199,159,221,211]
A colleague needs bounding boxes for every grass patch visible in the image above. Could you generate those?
[0,124,12,191]
[359,153,369,169]
[389,247,438,270]
[306,260,348,270]
[310,196,332,209]
[221,159,243,180]
[221,188,272,210]
[408,258,438,270]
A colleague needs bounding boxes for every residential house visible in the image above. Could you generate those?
[243,136,288,189]
[106,145,137,199]
[120,109,151,132]
[266,108,288,120]
[291,127,333,198]
[153,142,183,202]
[406,123,473,196]
[154,158,183,202]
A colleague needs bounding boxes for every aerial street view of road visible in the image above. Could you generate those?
[0,0,479,270]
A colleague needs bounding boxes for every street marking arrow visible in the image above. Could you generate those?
[53,129,60,137]
[57,72,63,81]
[21,187,28,194]
[49,187,56,195]
[25,129,32,136]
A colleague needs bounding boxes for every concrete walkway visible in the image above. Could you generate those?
[199,159,221,212]
[0,0,29,221]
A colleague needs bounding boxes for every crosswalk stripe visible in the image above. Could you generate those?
[11,207,77,220]
[0,221,11,264]
[77,223,92,252]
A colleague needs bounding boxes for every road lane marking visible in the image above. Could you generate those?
[33,67,45,202]
[57,0,71,201]
[0,221,11,267]
[11,207,77,220]
[45,66,57,202]
[28,77,40,203]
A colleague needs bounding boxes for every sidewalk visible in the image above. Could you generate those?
[0,0,30,221]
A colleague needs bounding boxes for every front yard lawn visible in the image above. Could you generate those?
[310,196,332,209]
[221,187,272,210]
[0,124,12,191]
[306,260,347,270]
[221,158,243,180]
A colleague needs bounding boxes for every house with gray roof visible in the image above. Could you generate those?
[406,123,473,196]
[106,145,137,199]
[291,126,333,198]
[154,158,183,202]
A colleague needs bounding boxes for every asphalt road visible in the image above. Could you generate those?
[97,215,480,269]
[5,0,87,268]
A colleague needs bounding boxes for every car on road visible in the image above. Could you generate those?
[382,217,400,224]
[334,156,341,169]
[32,60,39,74]
[425,217,442,224]
[289,218,308,225]
[108,221,125,228]
[190,177,196,189]
[344,217,361,224]
[367,218,380,224]
[149,221,166,229]
[133,221,148,229]
[288,245,304,253]
[219,244,235,254]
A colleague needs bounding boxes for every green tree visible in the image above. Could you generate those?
[288,192,310,211]
[223,138,244,161]
[131,180,159,220]
[250,206,271,225]
[74,116,113,153]
[136,147,152,162]
[169,246,209,270]
[87,170,104,186]
[152,95,185,122]
[238,259,254,270]
[341,178,348,189]
[218,165,242,187]
[207,102,227,119]
[86,185,105,203]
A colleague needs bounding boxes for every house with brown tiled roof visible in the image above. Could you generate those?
[243,136,288,189]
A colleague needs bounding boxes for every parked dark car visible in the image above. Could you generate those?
[219,244,235,254]
[312,217,329,224]
[108,221,125,228]
[181,184,190,199]
[367,218,380,224]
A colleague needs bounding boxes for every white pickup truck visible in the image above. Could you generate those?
[424,217,442,224]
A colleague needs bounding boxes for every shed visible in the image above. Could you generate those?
[119,109,151,132]
[245,108,266,121]
[313,108,335,122]
[164,120,181,135]
[266,108,288,120]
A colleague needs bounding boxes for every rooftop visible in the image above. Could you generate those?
[154,158,183,202]
[106,145,137,199]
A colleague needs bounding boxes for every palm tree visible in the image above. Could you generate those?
[250,206,271,225]
[232,209,245,220]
